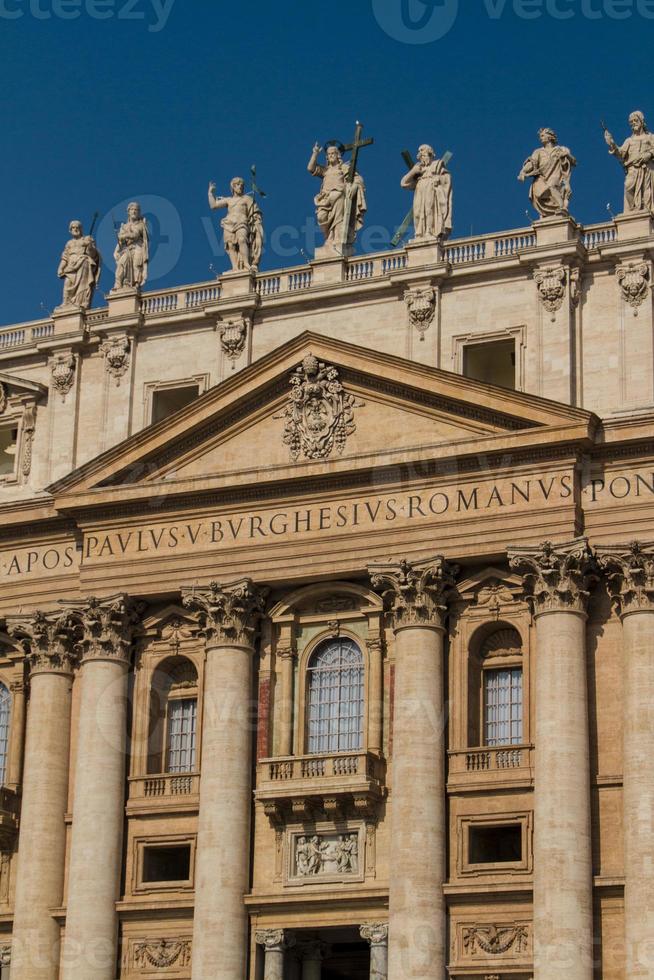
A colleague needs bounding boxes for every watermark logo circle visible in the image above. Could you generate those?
[97,194,183,283]
[372,0,459,43]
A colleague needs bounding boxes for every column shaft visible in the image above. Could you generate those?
[367,638,383,755]
[388,624,446,978]
[370,943,388,980]
[622,609,654,976]
[61,658,129,980]
[191,641,253,977]
[6,682,26,789]
[263,946,284,980]
[533,609,593,978]
[11,669,72,980]
[278,651,294,757]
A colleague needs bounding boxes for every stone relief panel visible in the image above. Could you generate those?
[128,937,191,975]
[286,825,365,885]
[452,919,532,974]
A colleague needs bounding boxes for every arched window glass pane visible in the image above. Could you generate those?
[484,668,522,746]
[166,698,197,773]
[0,684,11,785]
[307,639,364,754]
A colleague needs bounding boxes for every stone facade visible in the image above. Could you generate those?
[0,213,652,977]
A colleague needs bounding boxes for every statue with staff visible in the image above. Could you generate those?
[57,216,102,310]
[400,143,453,240]
[307,121,373,255]
[603,111,654,213]
[208,172,264,272]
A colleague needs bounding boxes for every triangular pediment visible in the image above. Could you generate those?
[0,371,47,404]
[48,332,597,509]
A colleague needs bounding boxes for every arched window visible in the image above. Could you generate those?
[148,658,198,774]
[0,684,11,785]
[481,629,523,747]
[307,638,364,754]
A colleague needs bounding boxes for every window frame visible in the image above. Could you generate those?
[0,682,11,786]
[164,691,198,774]
[451,326,526,392]
[133,834,196,894]
[142,374,210,428]
[457,811,533,878]
[482,663,524,747]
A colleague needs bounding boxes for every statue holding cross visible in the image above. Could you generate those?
[307,122,373,256]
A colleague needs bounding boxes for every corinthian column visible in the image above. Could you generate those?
[8,611,77,980]
[183,579,267,978]
[369,557,457,979]
[509,540,598,980]
[597,542,654,977]
[61,595,142,980]
[360,923,389,980]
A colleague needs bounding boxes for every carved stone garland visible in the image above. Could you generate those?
[133,938,191,969]
[617,261,650,316]
[369,556,459,630]
[535,265,566,321]
[463,924,529,956]
[508,539,599,615]
[405,286,436,341]
[181,579,267,646]
[276,354,362,462]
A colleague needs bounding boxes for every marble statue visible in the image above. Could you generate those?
[57,220,101,309]
[113,202,149,290]
[208,177,263,272]
[518,129,577,218]
[307,142,367,254]
[604,111,654,213]
[400,144,453,240]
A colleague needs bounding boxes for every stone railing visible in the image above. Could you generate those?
[0,318,54,352]
[582,220,617,249]
[140,281,222,316]
[445,228,537,265]
[128,771,200,804]
[448,744,534,787]
[263,750,384,783]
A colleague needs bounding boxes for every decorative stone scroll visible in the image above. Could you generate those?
[218,316,249,368]
[597,541,654,614]
[67,594,144,665]
[508,539,599,615]
[535,265,566,321]
[255,929,295,952]
[100,335,131,385]
[49,351,76,402]
[463,924,529,956]
[360,923,389,945]
[182,579,267,647]
[133,938,191,969]
[369,556,458,630]
[0,383,6,415]
[405,286,436,341]
[617,261,650,315]
[8,610,78,675]
[276,354,362,462]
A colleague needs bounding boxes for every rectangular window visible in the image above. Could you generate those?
[463,339,516,389]
[484,667,523,746]
[166,697,197,773]
[142,845,191,883]
[0,427,18,477]
[151,385,200,424]
[469,824,522,865]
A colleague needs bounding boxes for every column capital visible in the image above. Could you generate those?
[596,541,654,615]
[182,579,268,647]
[67,594,144,665]
[8,610,78,676]
[255,928,295,952]
[360,922,389,945]
[298,939,331,960]
[368,556,458,631]
[508,538,599,616]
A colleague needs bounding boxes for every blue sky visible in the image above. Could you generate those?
[0,0,652,325]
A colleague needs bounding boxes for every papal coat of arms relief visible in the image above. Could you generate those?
[277,354,363,462]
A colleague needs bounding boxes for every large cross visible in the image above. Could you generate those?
[337,121,374,252]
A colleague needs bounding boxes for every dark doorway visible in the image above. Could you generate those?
[321,937,369,980]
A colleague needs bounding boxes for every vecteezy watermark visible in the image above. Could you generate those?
[0,0,175,32]
[373,0,654,43]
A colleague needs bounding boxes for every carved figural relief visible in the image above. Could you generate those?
[604,111,654,213]
[463,924,530,957]
[276,354,361,462]
[617,261,650,315]
[100,335,131,385]
[307,123,372,255]
[219,316,249,367]
[405,286,436,341]
[401,144,453,241]
[519,129,576,218]
[133,938,191,969]
[113,202,149,291]
[208,178,263,272]
[57,220,102,310]
[49,351,76,402]
[294,832,359,878]
[534,265,566,321]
